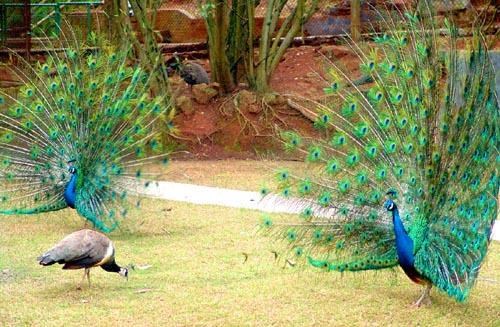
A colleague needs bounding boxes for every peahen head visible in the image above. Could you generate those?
[119,267,129,280]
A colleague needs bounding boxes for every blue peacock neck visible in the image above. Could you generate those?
[390,204,415,269]
[64,171,77,209]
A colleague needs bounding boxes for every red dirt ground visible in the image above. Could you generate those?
[169,44,364,160]
[169,32,500,160]
[0,44,360,160]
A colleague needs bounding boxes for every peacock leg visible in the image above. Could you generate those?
[414,283,432,307]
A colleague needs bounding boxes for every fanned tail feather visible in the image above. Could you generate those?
[261,1,498,301]
[0,24,174,231]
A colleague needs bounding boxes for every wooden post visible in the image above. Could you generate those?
[351,0,360,42]
[24,0,31,60]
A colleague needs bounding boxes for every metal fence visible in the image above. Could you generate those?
[153,0,340,44]
[0,1,104,52]
[0,0,484,54]
[152,0,477,45]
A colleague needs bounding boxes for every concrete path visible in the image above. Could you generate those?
[141,181,500,242]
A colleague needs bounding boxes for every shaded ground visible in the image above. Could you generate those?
[169,44,362,160]
[169,43,500,160]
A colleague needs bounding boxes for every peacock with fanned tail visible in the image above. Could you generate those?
[260,3,498,306]
[0,35,174,232]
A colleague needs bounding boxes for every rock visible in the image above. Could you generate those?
[248,104,262,114]
[168,76,184,89]
[221,100,235,118]
[192,83,218,104]
[263,93,286,106]
[434,0,470,12]
[238,90,256,108]
[175,95,194,115]
[209,82,221,91]
[237,90,262,114]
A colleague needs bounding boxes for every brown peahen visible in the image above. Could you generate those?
[38,229,128,289]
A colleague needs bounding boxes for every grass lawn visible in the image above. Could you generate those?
[0,160,499,326]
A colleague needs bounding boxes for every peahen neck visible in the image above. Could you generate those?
[391,204,415,269]
[101,260,121,273]
[64,173,77,209]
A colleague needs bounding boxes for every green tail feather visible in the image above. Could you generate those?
[0,31,175,232]
[261,2,498,302]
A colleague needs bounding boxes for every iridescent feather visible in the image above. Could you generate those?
[0,31,174,232]
[261,2,498,303]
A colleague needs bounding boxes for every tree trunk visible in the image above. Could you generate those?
[202,0,234,93]
[253,0,318,93]
[351,0,361,42]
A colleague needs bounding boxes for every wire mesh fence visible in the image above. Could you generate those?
[153,0,344,44]
[150,0,476,45]
[0,1,107,51]
[0,0,489,52]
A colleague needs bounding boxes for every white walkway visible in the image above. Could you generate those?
[141,181,500,242]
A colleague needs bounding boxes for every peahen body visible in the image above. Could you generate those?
[0,36,174,232]
[38,229,128,289]
[261,2,498,306]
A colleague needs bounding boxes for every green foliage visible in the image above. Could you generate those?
[199,0,318,92]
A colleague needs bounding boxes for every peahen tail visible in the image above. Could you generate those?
[0,28,175,232]
[260,1,498,301]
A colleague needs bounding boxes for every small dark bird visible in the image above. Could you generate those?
[38,229,128,289]
[167,55,209,86]
[178,62,210,86]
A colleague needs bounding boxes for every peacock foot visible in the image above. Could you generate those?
[412,284,432,307]
[413,294,431,307]
[76,268,90,290]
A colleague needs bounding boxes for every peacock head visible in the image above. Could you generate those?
[384,190,398,211]
[67,159,77,175]
[384,199,397,212]
[119,267,129,280]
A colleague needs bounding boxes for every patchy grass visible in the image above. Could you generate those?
[162,159,301,190]
[0,160,499,326]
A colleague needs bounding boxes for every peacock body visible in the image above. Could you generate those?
[0,35,174,232]
[261,2,498,305]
